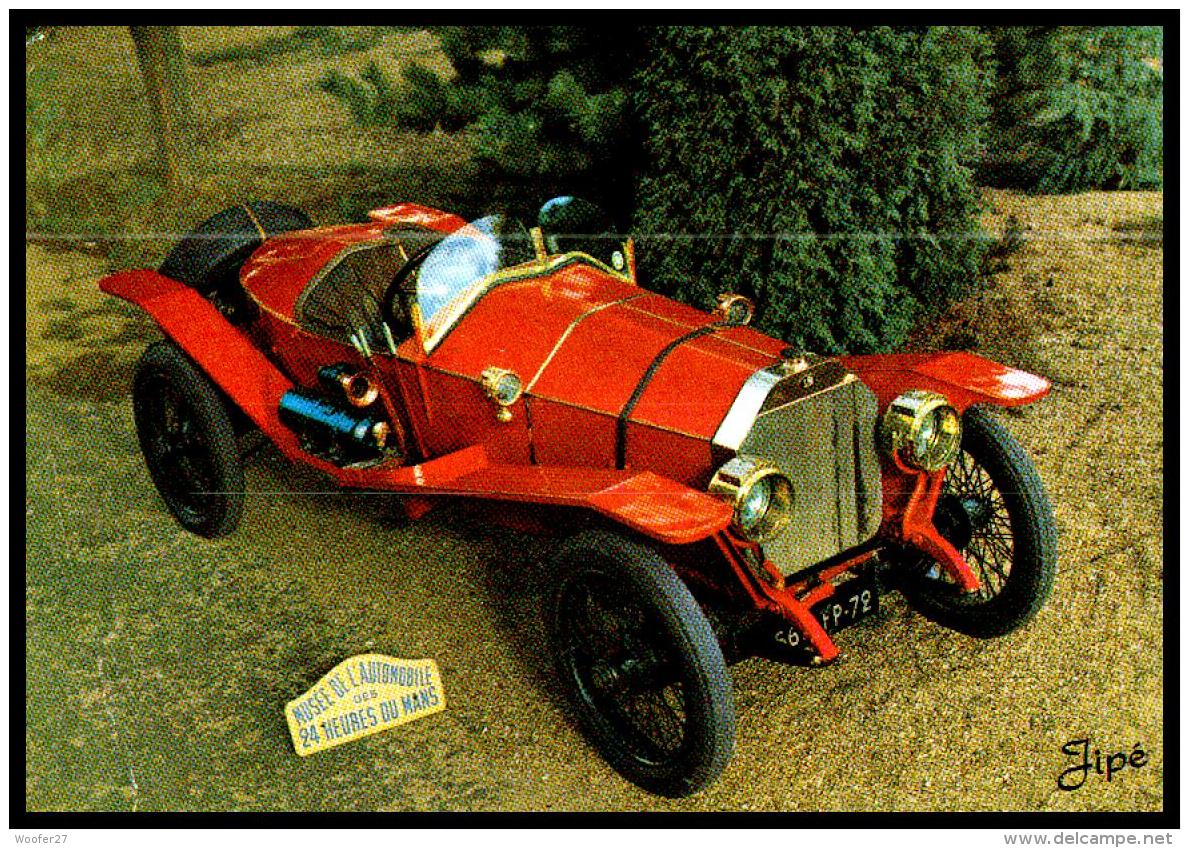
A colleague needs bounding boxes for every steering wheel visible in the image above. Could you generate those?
[381,240,439,331]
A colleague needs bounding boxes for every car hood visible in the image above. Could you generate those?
[428,263,786,441]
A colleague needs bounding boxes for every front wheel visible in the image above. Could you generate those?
[897,406,1057,637]
[546,530,735,797]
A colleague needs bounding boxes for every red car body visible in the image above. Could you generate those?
[100,200,1051,665]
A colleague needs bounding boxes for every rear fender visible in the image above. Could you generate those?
[840,351,1050,413]
[366,203,467,234]
[100,269,313,459]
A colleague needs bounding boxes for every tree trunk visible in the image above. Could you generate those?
[130,26,194,188]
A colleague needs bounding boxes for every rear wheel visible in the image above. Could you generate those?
[897,406,1057,637]
[133,342,245,538]
[547,530,735,797]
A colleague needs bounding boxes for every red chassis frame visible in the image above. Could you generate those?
[102,231,1050,666]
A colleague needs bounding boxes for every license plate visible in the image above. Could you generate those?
[754,568,882,662]
[811,571,879,635]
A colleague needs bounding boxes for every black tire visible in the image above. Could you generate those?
[159,200,313,301]
[546,530,735,797]
[133,341,245,538]
[897,406,1057,637]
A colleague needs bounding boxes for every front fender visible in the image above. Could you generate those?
[353,457,734,545]
[843,351,1048,595]
[840,351,1050,413]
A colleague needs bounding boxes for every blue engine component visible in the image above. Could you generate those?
[278,389,388,459]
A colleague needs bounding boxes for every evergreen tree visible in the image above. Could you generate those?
[983,26,1163,192]
[633,26,993,354]
[319,26,635,212]
[323,26,996,353]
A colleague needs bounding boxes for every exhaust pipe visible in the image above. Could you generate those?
[318,363,379,408]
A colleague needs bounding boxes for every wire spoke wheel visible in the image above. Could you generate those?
[557,570,689,763]
[547,530,734,797]
[898,407,1057,638]
[141,378,219,521]
[133,342,245,538]
[926,447,1016,602]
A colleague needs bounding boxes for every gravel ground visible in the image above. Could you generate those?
[23,188,1163,813]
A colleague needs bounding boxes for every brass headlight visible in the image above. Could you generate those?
[709,455,794,542]
[480,366,523,422]
[880,390,962,471]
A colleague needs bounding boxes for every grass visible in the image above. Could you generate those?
[24,426,490,810]
[25,166,170,269]
[1113,212,1164,248]
[189,26,395,67]
[24,26,473,272]
[26,62,171,268]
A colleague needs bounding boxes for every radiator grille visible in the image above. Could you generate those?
[736,377,882,576]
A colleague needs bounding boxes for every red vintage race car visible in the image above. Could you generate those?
[100,197,1057,797]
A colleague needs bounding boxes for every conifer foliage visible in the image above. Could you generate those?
[633,27,993,353]
[320,25,633,199]
[983,26,1163,192]
[319,24,1163,352]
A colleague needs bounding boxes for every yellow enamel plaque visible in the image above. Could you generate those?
[285,654,446,756]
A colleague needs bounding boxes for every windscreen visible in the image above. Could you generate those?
[416,214,533,344]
